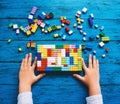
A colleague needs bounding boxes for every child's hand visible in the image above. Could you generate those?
[19,53,46,93]
[73,54,101,96]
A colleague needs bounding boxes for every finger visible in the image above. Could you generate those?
[28,53,32,66]
[20,59,24,70]
[88,54,92,69]
[24,54,28,66]
[35,73,46,82]
[96,60,99,70]
[93,56,96,69]
[32,57,37,70]
[73,74,85,83]
[82,58,87,73]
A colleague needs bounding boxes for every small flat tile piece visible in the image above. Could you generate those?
[37,44,82,71]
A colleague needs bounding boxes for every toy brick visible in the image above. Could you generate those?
[101,36,110,42]
[82,7,88,13]
[54,33,59,38]
[26,30,31,36]
[88,17,93,27]
[8,23,13,28]
[28,14,33,20]
[99,42,104,47]
[51,25,57,31]
[31,42,36,48]
[56,45,63,49]
[54,67,62,71]
[37,44,82,71]
[99,31,105,37]
[47,27,52,32]
[13,24,18,29]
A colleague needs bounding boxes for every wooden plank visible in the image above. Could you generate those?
[0,41,119,63]
[0,0,120,19]
[0,63,120,85]
[0,84,120,104]
[0,19,120,40]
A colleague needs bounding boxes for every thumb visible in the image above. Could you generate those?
[35,73,46,82]
[73,74,85,83]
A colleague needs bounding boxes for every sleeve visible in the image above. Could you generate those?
[86,94,103,104]
[17,92,33,104]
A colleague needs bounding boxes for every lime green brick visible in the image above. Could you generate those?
[62,57,66,64]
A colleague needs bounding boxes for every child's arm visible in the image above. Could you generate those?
[73,55,103,104]
[18,53,46,104]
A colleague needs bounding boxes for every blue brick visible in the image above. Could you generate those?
[66,52,69,57]
[46,67,54,71]
[37,53,41,60]
[70,57,74,65]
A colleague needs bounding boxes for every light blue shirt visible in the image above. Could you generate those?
[18,92,103,104]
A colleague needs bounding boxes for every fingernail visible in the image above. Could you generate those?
[35,57,37,60]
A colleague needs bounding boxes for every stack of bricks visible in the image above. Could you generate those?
[37,44,82,71]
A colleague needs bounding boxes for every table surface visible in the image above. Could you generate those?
[0,0,120,104]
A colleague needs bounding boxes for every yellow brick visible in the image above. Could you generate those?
[72,66,78,71]
[26,30,31,36]
[64,45,69,49]
[58,53,61,57]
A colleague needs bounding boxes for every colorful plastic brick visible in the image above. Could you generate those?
[82,37,86,42]
[8,39,12,43]
[83,32,87,36]
[26,30,31,36]
[31,42,36,48]
[94,24,98,29]
[102,54,106,58]
[37,44,82,71]
[68,30,73,35]
[13,24,18,29]
[76,11,81,17]
[49,12,54,19]
[38,12,46,20]
[27,42,31,48]
[31,23,38,33]
[99,42,104,47]
[100,26,104,31]
[16,29,20,34]
[54,33,59,38]
[65,26,70,32]
[28,14,33,20]
[101,36,110,42]
[73,23,77,27]
[105,48,109,53]
[93,50,96,55]
[90,13,94,19]
[88,17,93,27]
[99,31,105,37]
[8,23,13,28]
[62,35,66,40]
[82,7,88,13]
[18,48,22,52]
[31,6,38,15]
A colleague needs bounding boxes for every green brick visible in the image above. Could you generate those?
[56,45,63,49]
[62,57,66,64]
[99,31,105,37]
[54,67,62,71]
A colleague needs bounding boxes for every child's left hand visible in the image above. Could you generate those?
[19,53,46,93]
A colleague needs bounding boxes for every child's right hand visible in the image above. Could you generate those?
[73,55,101,96]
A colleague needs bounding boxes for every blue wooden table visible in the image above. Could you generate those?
[0,0,120,104]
